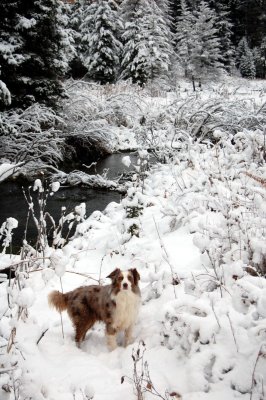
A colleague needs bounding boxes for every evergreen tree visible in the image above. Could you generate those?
[193,1,223,76]
[168,0,182,34]
[121,0,173,86]
[233,0,266,47]
[239,51,256,79]
[80,0,98,68]
[0,0,74,109]
[83,0,122,84]
[175,0,197,77]
[0,0,24,109]
[253,38,266,79]
[176,1,223,79]
[236,37,255,78]
[208,1,234,72]
[68,0,88,78]
[235,36,248,67]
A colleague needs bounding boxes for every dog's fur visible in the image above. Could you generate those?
[48,268,141,350]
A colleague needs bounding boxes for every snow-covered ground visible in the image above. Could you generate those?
[0,77,266,400]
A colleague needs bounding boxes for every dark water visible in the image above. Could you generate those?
[0,152,138,251]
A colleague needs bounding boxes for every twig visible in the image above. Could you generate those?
[211,300,221,329]
[227,312,239,353]
[250,344,265,400]
[0,367,17,374]
[152,216,178,299]
[36,328,49,345]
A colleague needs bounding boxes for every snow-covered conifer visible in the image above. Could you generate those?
[121,0,173,86]
[175,0,223,79]
[235,37,249,67]
[175,0,197,77]
[68,0,88,78]
[253,38,266,79]
[213,2,234,72]
[83,0,122,84]
[236,37,256,79]
[192,1,223,76]
[0,0,24,109]
[0,0,74,109]
[0,80,11,107]
[239,51,256,79]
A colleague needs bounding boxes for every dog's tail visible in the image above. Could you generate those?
[48,290,68,312]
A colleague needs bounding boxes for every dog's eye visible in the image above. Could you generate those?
[118,276,123,281]
[128,275,133,281]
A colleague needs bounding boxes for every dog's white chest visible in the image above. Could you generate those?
[112,291,140,331]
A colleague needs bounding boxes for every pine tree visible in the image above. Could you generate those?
[253,38,266,79]
[175,0,197,77]
[0,0,24,109]
[208,1,234,72]
[80,0,98,68]
[236,37,255,78]
[68,0,87,78]
[233,0,266,48]
[192,1,223,76]
[0,0,74,109]
[239,51,256,79]
[121,0,173,86]
[235,36,248,67]
[83,0,122,84]
[175,1,223,80]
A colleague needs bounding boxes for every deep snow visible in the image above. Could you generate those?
[0,77,266,400]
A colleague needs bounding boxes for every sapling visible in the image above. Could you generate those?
[122,341,180,400]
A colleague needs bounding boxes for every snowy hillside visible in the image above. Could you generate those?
[0,78,266,400]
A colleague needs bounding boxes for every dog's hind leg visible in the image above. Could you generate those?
[75,320,95,347]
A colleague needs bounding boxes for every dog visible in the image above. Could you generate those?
[48,268,141,350]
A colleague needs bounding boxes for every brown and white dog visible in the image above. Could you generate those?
[48,268,141,350]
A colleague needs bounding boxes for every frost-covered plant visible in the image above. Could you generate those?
[159,127,266,280]
[22,179,86,253]
[124,188,145,219]
[62,80,144,158]
[122,341,179,400]
[122,187,145,238]
[0,104,64,177]
[136,92,266,163]
[0,217,18,254]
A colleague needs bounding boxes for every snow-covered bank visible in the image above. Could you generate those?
[1,77,266,184]
[0,78,266,400]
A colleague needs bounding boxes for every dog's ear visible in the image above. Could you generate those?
[129,268,140,285]
[106,268,121,281]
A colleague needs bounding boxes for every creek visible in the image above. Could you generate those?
[0,152,138,250]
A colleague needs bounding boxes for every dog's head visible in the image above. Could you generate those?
[107,268,140,292]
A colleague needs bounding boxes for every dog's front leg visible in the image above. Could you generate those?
[124,325,133,347]
[106,324,117,351]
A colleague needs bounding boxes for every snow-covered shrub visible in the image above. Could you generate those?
[0,217,18,254]
[136,91,266,163]
[0,104,64,178]
[0,79,11,106]
[62,81,144,161]
[159,128,266,279]
[22,179,87,251]
[122,187,145,238]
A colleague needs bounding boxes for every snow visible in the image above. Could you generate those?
[122,155,131,168]
[33,179,44,192]
[51,181,60,193]
[0,163,21,183]
[1,78,266,400]
[0,80,11,105]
